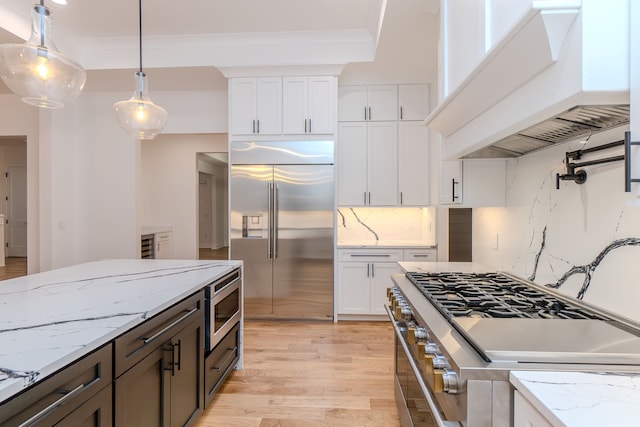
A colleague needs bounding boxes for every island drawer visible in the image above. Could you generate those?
[204,322,240,405]
[114,291,204,377]
[0,343,112,427]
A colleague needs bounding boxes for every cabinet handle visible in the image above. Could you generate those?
[252,119,255,134]
[212,346,238,372]
[400,106,403,120]
[175,339,182,372]
[304,119,307,133]
[367,264,370,278]
[371,263,375,278]
[412,254,431,258]
[350,254,391,257]
[368,192,371,205]
[143,307,199,345]
[364,107,367,120]
[257,119,260,134]
[363,192,367,205]
[308,118,311,133]
[18,383,86,427]
[400,192,403,205]
[368,106,371,120]
[452,178,459,202]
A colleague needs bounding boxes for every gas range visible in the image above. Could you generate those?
[387,266,640,427]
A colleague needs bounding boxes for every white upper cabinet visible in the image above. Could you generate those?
[283,76,335,135]
[230,77,282,135]
[398,121,429,206]
[338,85,398,121]
[438,159,506,207]
[338,122,398,206]
[398,84,430,121]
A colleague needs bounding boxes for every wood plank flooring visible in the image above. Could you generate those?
[195,320,400,427]
[0,257,27,280]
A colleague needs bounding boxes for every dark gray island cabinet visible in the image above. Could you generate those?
[0,259,243,427]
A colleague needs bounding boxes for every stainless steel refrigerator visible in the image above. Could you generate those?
[230,141,334,320]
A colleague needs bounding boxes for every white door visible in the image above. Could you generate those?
[338,85,367,121]
[307,76,334,134]
[399,121,430,205]
[255,77,282,135]
[370,263,401,315]
[6,165,27,257]
[367,121,398,205]
[440,160,463,205]
[282,76,308,134]
[367,85,398,121]
[337,262,370,314]
[338,122,367,206]
[398,84,430,120]
[230,78,257,135]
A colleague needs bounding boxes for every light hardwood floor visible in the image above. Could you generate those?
[195,320,400,427]
[0,257,27,281]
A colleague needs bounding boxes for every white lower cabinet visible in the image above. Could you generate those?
[337,249,402,316]
[514,390,553,427]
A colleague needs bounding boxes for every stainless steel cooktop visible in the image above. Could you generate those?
[405,271,640,365]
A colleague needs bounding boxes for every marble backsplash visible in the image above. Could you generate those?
[472,128,640,322]
[337,207,436,244]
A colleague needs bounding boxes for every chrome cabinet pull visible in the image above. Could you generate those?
[143,307,198,344]
[371,263,375,277]
[212,346,238,372]
[350,254,391,257]
[368,106,371,120]
[252,119,255,134]
[304,119,307,133]
[400,106,403,120]
[257,119,260,133]
[364,107,367,120]
[308,118,311,133]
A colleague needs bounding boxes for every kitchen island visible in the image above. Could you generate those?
[0,259,242,425]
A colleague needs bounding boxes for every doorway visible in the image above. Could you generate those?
[197,153,229,260]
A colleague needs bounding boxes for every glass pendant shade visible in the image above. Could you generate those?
[114,72,167,140]
[0,4,86,109]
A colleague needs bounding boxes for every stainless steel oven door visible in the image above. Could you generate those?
[386,305,460,427]
[206,268,241,351]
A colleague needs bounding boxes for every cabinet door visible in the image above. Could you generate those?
[367,122,398,206]
[514,390,554,427]
[169,317,204,427]
[367,85,397,121]
[55,384,112,427]
[255,77,282,135]
[155,233,172,259]
[439,160,463,205]
[282,77,307,134]
[338,122,367,206]
[337,262,370,314]
[398,84,430,120]
[307,76,334,134]
[230,78,257,135]
[370,263,400,315]
[462,159,506,207]
[399,122,429,206]
[338,86,367,121]
[115,345,170,427]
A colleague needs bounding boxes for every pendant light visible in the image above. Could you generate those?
[113,0,167,140]
[0,0,86,109]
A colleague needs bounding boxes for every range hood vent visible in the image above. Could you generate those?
[463,105,630,159]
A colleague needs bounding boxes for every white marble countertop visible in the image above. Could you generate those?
[510,371,640,426]
[337,240,437,248]
[398,261,492,273]
[0,259,241,404]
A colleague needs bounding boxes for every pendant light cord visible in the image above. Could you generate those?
[138,0,143,74]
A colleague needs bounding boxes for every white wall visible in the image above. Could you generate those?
[472,127,640,322]
[141,134,228,259]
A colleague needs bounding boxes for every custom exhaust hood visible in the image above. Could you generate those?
[426,1,630,160]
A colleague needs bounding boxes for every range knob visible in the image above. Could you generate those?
[442,369,461,395]
[415,326,428,343]
[401,305,412,321]
[431,354,449,370]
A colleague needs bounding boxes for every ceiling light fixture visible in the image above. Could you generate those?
[0,0,86,109]
[113,0,167,140]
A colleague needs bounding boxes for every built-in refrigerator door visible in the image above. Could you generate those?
[230,165,273,317]
[272,164,334,319]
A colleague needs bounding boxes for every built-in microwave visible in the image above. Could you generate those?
[205,268,241,351]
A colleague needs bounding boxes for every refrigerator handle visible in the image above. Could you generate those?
[267,182,273,259]
[273,183,279,259]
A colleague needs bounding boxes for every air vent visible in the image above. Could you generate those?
[463,105,630,159]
